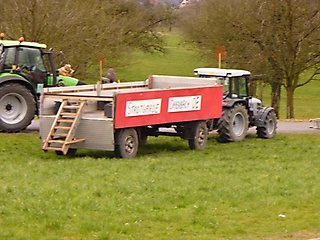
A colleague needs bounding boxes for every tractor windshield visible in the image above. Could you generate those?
[17,47,46,72]
[15,47,48,85]
[3,47,15,70]
[227,76,248,98]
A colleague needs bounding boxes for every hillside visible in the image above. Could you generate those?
[116,33,208,81]
[117,32,319,120]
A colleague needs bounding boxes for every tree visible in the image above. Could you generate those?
[178,0,320,118]
[0,0,171,80]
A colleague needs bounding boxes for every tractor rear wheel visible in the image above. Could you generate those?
[218,104,249,142]
[257,110,277,138]
[115,128,139,159]
[0,83,36,132]
[188,121,208,150]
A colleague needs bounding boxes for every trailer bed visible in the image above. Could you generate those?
[39,75,223,156]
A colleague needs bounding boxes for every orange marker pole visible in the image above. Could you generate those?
[99,59,103,84]
[97,58,104,96]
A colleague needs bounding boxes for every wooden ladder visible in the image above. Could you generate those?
[42,99,86,155]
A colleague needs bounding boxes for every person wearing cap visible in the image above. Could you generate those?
[58,64,75,77]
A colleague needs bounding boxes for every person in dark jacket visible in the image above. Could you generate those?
[102,68,116,83]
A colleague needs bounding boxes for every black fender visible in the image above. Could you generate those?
[0,75,37,96]
[222,98,247,108]
[255,107,274,127]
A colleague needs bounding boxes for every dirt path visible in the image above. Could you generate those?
[247,120,319,134]
[26,120,320,134]
[276,120,319,133]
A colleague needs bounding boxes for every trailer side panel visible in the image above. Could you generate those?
[40,116,115,151]
[114,86,223,129]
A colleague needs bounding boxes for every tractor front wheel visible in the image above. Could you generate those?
[257,110,277,139]
[0,83,36,132]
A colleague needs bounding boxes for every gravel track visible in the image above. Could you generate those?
[25,120,320,134]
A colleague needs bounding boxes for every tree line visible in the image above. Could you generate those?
[1,0,319,118]
[178,0,320,118]
[0,0,174,79]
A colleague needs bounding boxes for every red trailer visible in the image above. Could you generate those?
[39,75,223,158]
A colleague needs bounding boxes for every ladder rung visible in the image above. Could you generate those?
[54,126,71,130]
[60,112,76,117]
[43,147,63,151]
[65,139,85,145]
[63,105,80,109]
[48,140,65,144]
[57,119,74,123]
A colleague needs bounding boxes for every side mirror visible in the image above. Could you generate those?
[58,51,65,65]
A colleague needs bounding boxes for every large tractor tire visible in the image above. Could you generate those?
[257,110,277,139]
[115,128,139,159]
[188,121,208,150]
[0,83,36,132]
[218,104,249,142]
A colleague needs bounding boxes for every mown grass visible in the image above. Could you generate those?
[1,132,320,239]
[116,32,208,82]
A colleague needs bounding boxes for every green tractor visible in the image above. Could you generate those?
[0,38,83,132]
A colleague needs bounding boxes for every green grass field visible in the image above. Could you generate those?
[0,132,319,239]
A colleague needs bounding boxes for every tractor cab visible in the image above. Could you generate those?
[194,67,264,122]
[0,36,81,132]
[0,39,59,92]
[193,68,250,99]
[0,38,79,94]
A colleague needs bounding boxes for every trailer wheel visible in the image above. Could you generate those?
[218,104,249,142]
[188,121,208,150]
[115,128,139,159]
[0,83,36,132]
[257,110,277,139]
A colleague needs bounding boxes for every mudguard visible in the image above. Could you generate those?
[56,75,79,86]
[255,107,274,127]
[0,73,37,96]
[222,98,247,108]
